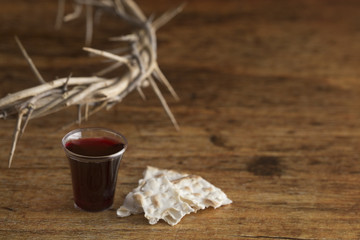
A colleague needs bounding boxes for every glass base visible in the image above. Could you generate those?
[74,202,113,212]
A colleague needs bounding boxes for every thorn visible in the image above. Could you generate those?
[20,105,34,137]
[153,65,180,101]
[109,34,138,42]
[83,47,129,64]
[63,4,83,22]
[153,2,186,30]
[55,0,65,30]
[8,110,25,168]
[137,86,146,101]
[95,62,123,76]
[14,36,46,84]
[148,77,179,131]
[85,103,89,121]
[63,72,73,92]
[77,104,82,125]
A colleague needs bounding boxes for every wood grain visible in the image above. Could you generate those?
[1,0,360,239]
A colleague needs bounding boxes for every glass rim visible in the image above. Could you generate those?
[62,127,128,161]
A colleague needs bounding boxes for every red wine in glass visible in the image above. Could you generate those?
[62,128,127,212]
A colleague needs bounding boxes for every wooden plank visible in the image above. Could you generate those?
[0,0,360,239]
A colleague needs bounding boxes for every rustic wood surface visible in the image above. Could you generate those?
[1,0,360,239]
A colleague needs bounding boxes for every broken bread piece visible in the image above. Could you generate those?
[172,175,233,211]
[117,166,232,226]
[143,166,189,181]
[116,166,189,218]
[135,174,194,225]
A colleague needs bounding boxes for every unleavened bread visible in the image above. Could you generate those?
[117,166,232,226]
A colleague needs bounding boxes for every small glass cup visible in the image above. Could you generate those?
[62,128,127,212]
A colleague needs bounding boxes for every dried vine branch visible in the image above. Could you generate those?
[1,0,184,167]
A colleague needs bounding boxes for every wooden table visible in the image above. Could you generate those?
[1,0,360,239]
